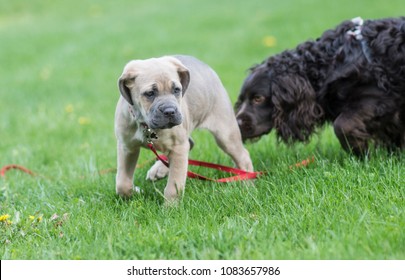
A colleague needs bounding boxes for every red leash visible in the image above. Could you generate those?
[1,156,314,180]
[289,156,315,169]
[1,156,315,180]
[147,143,263,182]
[1,164,36,178]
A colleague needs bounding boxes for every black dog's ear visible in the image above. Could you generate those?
[118,71,137,105]
[271,74,323,142]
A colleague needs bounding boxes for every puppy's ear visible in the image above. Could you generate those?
[118,71,136,105]
[168,58,190,95]
[271,75,323,142]
[177,66,190,96]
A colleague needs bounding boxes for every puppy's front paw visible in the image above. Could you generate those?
[146,161,169,181]
[116,184,142,198]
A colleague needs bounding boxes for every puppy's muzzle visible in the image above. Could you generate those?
[149,101,183,129]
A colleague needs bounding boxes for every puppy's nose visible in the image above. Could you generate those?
[161,107,177,117]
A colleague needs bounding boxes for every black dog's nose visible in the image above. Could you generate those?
[161,107,177,117]
[236,117,244,127]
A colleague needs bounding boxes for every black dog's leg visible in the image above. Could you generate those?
[332,96,380,157]
[333,113,370,157]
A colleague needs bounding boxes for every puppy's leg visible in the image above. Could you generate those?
[164,143,189,203]
[146,161,169,181]
[146,137,194,181]
[208,121,254,172]
[116,142,140,198]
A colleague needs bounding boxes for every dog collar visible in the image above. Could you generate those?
[128,105,158,143]
[141,123,158,144]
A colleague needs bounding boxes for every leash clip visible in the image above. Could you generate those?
[347,16,364,40]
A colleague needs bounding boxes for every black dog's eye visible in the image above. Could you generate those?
[252,95,266,105]
[173,87,181,95]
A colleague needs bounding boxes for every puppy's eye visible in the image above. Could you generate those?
[144,91,155,98]
[173,87,181,95]
[252,95,265,105]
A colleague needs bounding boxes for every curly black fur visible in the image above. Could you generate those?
[235,17,405,156]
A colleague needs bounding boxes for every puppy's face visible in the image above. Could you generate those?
[118,57,190,129]
[235,66,274,142]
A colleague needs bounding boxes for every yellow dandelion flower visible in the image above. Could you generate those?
[37,216,43,222]
[29,215,35,220]
[78,117,91,125]
[39,66,52,81]
[80,142,90,150]
[263,35,277,47]
[89,5,103,18]
[65,104,74,113]
[0,214,11,222]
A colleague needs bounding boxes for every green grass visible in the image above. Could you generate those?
[1,0,404,259]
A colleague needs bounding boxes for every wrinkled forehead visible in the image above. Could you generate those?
[127,59,181,92]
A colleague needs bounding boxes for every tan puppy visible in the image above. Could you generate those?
[115,55,253,202]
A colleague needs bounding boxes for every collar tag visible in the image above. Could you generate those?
[143,126,158,144]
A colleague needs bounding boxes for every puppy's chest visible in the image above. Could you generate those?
[133,128,146,143]
[144,129,187,153]
[144,132,176,152]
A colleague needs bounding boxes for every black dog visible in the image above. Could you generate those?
[235,17,405,156]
